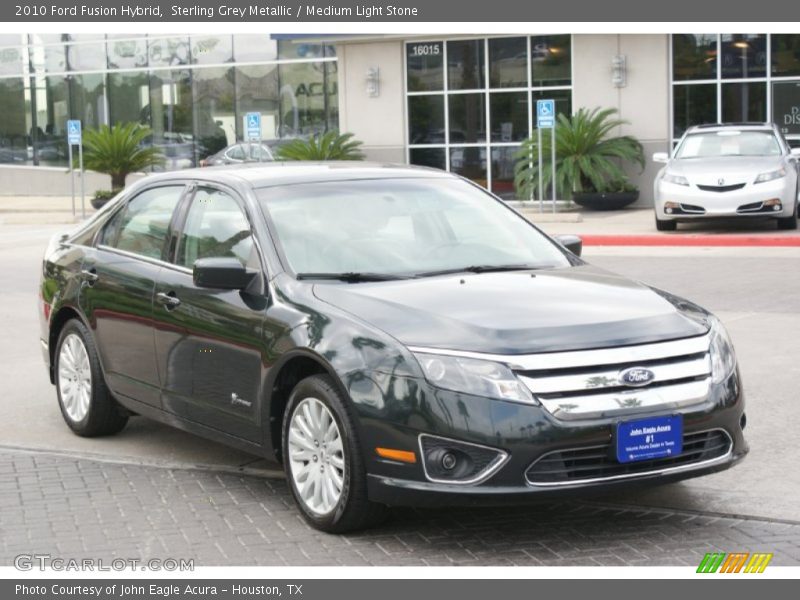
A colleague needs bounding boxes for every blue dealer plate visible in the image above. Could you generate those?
[615,415,683,463]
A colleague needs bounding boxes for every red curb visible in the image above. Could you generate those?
[581,234,800,247]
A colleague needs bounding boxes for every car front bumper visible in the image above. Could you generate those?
[655,178,797,220]
[355,368,748,507]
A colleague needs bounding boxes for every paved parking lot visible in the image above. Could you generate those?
[1,223,799,566]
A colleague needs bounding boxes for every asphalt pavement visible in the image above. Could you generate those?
[1,222,799,565]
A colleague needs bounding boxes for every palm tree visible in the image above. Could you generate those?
[514,107,645,200]
[82,123,164,190]
[275,131,365,161]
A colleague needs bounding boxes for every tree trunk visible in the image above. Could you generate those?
[111,172,126,190]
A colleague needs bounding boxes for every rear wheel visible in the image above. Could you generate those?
[54,319,128,437]
[282,374,387,533]
[655,216,677,231]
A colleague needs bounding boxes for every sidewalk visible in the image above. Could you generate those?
[2,196,799,245]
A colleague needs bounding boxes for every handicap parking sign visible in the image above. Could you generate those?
[67,120,81,145]
[245,112,261,141]
[537,100,556,128]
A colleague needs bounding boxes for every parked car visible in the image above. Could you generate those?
[39,163,747,532]
[653,122,800,231]
[200,142,275,167]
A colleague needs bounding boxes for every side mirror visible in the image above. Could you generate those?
[193,257,255,290]
[554,234,583,257]
[652,152,670,164]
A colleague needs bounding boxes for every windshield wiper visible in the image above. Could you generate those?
[413,264,540,278]
[295,272,411,282]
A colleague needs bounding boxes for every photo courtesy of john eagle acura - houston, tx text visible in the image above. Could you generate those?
[38,162,747,533]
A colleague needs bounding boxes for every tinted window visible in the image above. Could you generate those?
[177,188,253,268]
[676,131,782,159]
[406,41,444,92]
[104,186,184,259]
[226,145,246,160]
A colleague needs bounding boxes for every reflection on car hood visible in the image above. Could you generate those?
[312,265,708,355]
[669,156,785,185]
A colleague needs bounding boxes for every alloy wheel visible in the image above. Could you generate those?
[58,333,92,422]
[287,397,346,515]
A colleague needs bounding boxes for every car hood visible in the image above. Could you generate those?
[312,265,708,355]
[669,156,784,186]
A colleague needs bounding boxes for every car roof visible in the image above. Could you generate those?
[137,161,453,189]
[686,122,776,134]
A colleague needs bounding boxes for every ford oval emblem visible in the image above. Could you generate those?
[618,367,656,387]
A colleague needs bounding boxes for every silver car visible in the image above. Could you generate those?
[653,123,800,231]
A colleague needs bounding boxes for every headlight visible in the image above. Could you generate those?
[708,316,737,384]
[754,167,786,184]
[413,352,535,404]
[662,173,690,186]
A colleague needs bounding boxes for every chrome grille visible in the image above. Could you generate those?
[525,429,732,486]
[516,334,712,421]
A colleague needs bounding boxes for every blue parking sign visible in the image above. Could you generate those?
[245,112,261,141]
[537,100,555,129]
[67,120,81,145]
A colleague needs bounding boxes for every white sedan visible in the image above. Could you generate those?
[653,123,800,231]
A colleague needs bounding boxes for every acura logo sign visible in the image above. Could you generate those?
[618,367,656,387]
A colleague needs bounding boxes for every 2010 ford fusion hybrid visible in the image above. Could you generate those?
[39,163,747,532]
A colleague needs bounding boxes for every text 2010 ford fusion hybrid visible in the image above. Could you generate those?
[39,163,747,532]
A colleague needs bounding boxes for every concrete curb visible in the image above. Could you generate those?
[582,234,800,247]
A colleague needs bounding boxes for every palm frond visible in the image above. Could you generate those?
[275,131,365,161]
[81,123,164,189]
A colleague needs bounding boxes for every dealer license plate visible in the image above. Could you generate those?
[615,415,683,463]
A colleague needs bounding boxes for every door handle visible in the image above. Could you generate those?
[80,268,98,285]
[156,292,181,309]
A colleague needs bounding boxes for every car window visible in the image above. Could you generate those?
[226,145,246,161]
[101,186,184,260]
[176,187,255,269]
[677,131,782,158]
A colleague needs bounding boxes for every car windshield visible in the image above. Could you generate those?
[676,130,782,159]
[258,177,571,278]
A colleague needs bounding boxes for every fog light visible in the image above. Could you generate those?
[764,198,782,211]
[441,452,457,470]
[664,201,679,215]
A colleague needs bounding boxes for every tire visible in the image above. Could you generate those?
[54,319,128,437]
[655,217,677,231]
[282,374,387,533]
[777,203,798,230]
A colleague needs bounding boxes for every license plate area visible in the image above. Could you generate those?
[615,415,683,463]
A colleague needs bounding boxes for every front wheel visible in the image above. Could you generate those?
[54,319,128,437]
[282,374,386,533]
[777,203,798,230]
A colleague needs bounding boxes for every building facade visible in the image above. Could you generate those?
[2,33,800,206]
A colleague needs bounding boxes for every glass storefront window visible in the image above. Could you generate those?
[408,95,445,144]
[0,45,24,77]
[406,41,443,92]
[722,82,766,122]
[278,61,334,138]
[149,37,191,68]
[35,75,70,166]
[409,147,446,170]
[193,66,235,160]
[532,89,571,119]
[450,147,486,186]
[190,35,232,65]
[490,92,528,142]
[107,36,148,70]
[65,43,106,71]
[530,35,571,87]
[721,34,766,79]
[233,35,278,63]
[277,40,325,60]
[489,37,527,88]
[447,40,485,90]
[148,69,194,170]
[448,93,486,143]
[235,63,279,140]
[68,74,106,130]
[490,146,520,199]
[672,34,717,81]
[0,77,28,164]
[108,71,150,126]
[771,35,800,78]
[673,84,716,138]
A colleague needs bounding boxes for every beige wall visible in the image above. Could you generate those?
[336,40,406,163]
[0,165,145,196]
[573,34,671,206]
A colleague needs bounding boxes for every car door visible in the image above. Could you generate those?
[80,184,187,408]
[152,184,267,442]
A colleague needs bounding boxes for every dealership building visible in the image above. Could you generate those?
[1,33,799,205]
